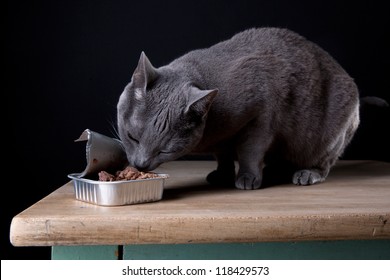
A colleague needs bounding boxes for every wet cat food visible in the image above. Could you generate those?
[98,166,160,181]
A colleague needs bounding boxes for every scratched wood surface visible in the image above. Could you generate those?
[10,160,390,246]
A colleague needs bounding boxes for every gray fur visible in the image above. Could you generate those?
[117,27,360,189]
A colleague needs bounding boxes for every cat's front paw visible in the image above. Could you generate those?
[235,173,262,190]
[292,169,325,185]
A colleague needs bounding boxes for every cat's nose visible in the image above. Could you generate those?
[133,158,151,171]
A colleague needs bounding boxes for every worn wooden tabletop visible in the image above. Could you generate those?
[10,160,390,246]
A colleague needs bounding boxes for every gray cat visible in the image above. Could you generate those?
[116,27,360,190]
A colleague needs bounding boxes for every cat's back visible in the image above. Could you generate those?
[175,27,342,77]
[204,27,318,58]
[220,27,305,48]
[173,28,301,63]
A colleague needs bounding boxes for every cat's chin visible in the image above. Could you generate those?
[132,161,162,172]
[130,153,185,172]
[146,164,162,172]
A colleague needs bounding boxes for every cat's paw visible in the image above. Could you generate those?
[235,173,262,190]
[206,170,235,186]
[292,170,325,185]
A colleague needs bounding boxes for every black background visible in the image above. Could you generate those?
[4,0,389,260]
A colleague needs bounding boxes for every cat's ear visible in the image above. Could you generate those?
[131,51,158,90]
[185,87,218,116]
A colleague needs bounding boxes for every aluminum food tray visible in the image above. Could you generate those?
[68,174,168,206]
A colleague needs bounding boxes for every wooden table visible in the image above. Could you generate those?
[10,160,390,259]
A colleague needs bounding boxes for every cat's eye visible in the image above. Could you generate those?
[158,150,171,155]
[127,132,139,144]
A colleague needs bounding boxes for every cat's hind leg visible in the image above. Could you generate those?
[292,76,360,186]
[292,116,357,186]
[292,168,328,185]
[292,142,337,186]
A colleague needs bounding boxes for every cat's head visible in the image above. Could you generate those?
[117,52,218,171]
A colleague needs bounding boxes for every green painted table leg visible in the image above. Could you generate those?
[124,240,390,260]
[52,245,120,260]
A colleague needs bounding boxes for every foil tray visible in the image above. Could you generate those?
[68,128,169,206]
[68,174,168,206]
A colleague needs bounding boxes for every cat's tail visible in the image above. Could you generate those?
[360,96,389,108]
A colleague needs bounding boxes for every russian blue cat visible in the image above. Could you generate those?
[117,27,360,189]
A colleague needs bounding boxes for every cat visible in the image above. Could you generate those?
[116,27,360,190]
